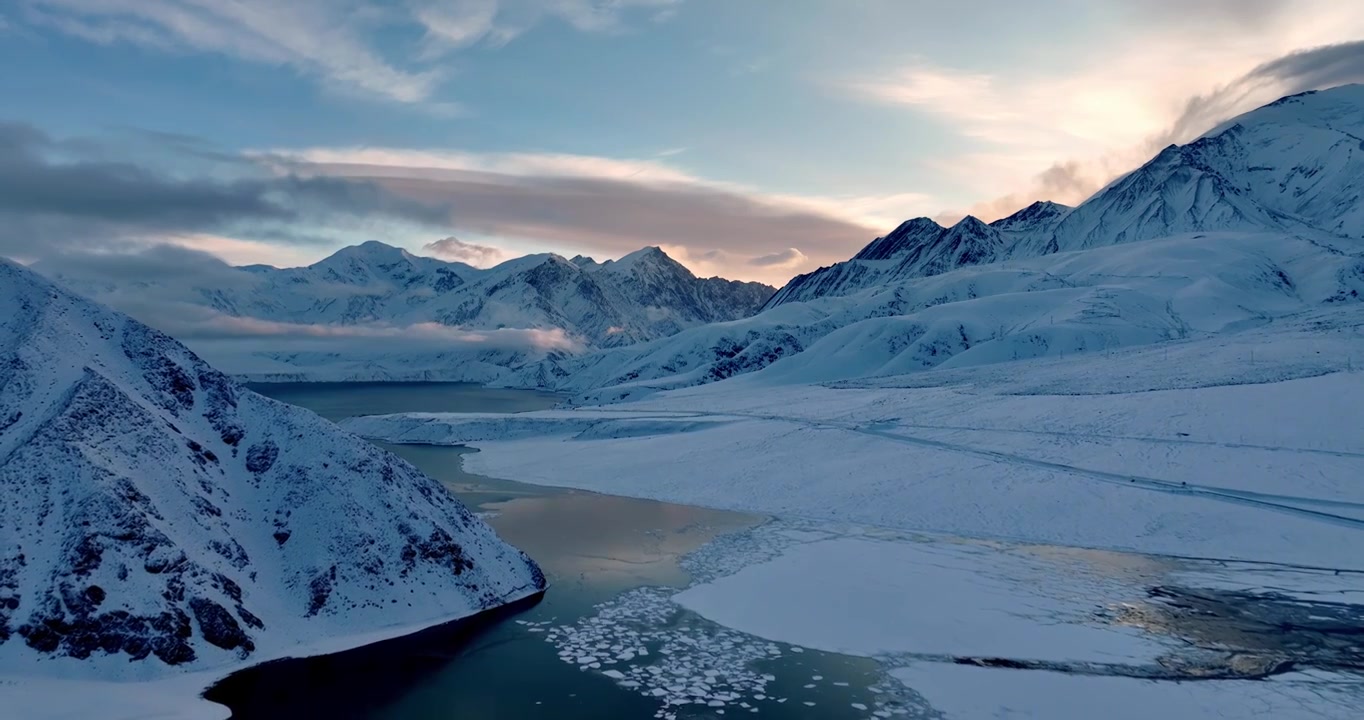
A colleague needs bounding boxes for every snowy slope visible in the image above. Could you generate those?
[516,230,1364,401]
[506,86,1364,399]
[770,85,1364,307]
[0,259,544,684]
[346,321,1364,569]
[1035,85,1364,255]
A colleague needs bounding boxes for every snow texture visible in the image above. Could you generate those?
[0,260,544,709]
[770,85,1364,307]
[345,341,1364,570]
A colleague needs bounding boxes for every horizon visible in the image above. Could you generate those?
[4,1,1364,285]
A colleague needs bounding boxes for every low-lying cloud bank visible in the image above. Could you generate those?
[0,121,877,284]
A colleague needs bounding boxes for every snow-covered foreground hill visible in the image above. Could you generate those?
[0,260,545,716]
[43,242,773,383]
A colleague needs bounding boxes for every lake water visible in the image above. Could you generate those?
[214,383,904,719]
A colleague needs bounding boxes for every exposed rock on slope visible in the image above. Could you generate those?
[0,259,544,679]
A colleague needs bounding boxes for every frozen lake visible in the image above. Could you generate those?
[212,381,1364,720]
[214,383,917,719]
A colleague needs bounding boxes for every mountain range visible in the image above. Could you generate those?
[33,86,1364,397]
[769,85,1364,307]
[512,85,1364,400]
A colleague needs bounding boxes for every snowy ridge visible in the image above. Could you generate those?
[0,259,544,684]
[770,84,1364,307]
[513,230,1364,401]
[497,86,1364,400]
[767,215,1013,307]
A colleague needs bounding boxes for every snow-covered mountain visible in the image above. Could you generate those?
[50,242,772,347]
[42,242,772,382]
[769,85,1364,307]
[506,86,1364,402]
[0,259,544,682]
[514,229,1364,402]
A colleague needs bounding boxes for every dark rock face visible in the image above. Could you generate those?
[306,567,337,617]
[0,555,23,645]
[245,440,279,474]
[190,597,253,653]
[18,599,198,665]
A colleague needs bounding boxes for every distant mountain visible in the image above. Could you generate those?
[42,242,774,382]
[520,229,1364,402]
[768,215,1010,307]
[769,84,1364,307]
[0,259,544,679]
[79,242,771,348]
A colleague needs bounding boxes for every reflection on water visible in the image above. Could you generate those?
[485,492,756,601]
[225,382,863,719]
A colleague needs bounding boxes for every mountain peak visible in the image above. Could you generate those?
[602,246,683,274]
[990,200,1073,233]
[317,241,415,267]
[952,215,990,231]
[1200,83,1364,141]
[852,217,944,262]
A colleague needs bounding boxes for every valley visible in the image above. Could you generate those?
[4,55,1364,720]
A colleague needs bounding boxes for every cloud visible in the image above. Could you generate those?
[0,121,452,258]
[1157,40,1364,149]
[533,0,683,34]
[845,1,1364,221]
[183,315,582,351]
[20,0,441,103]
[19,0,687,104]
[0,122,881,283]
[261,144,883,278]
[422,236,509,266]
[415,0,499,55]
[748,248,808,268]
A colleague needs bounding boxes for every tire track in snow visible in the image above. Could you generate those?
[593,407,1364,530]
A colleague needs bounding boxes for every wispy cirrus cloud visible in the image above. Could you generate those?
[20,0,441,103]
[17,0,687,105]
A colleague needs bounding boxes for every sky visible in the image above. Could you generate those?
[4,0,1364,286]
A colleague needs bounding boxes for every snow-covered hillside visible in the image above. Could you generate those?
[346,306,1364,569]
[516,230,1364,402]
[0,260,544,688]
[499,86,1364,400]
[770,85,1364,307]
